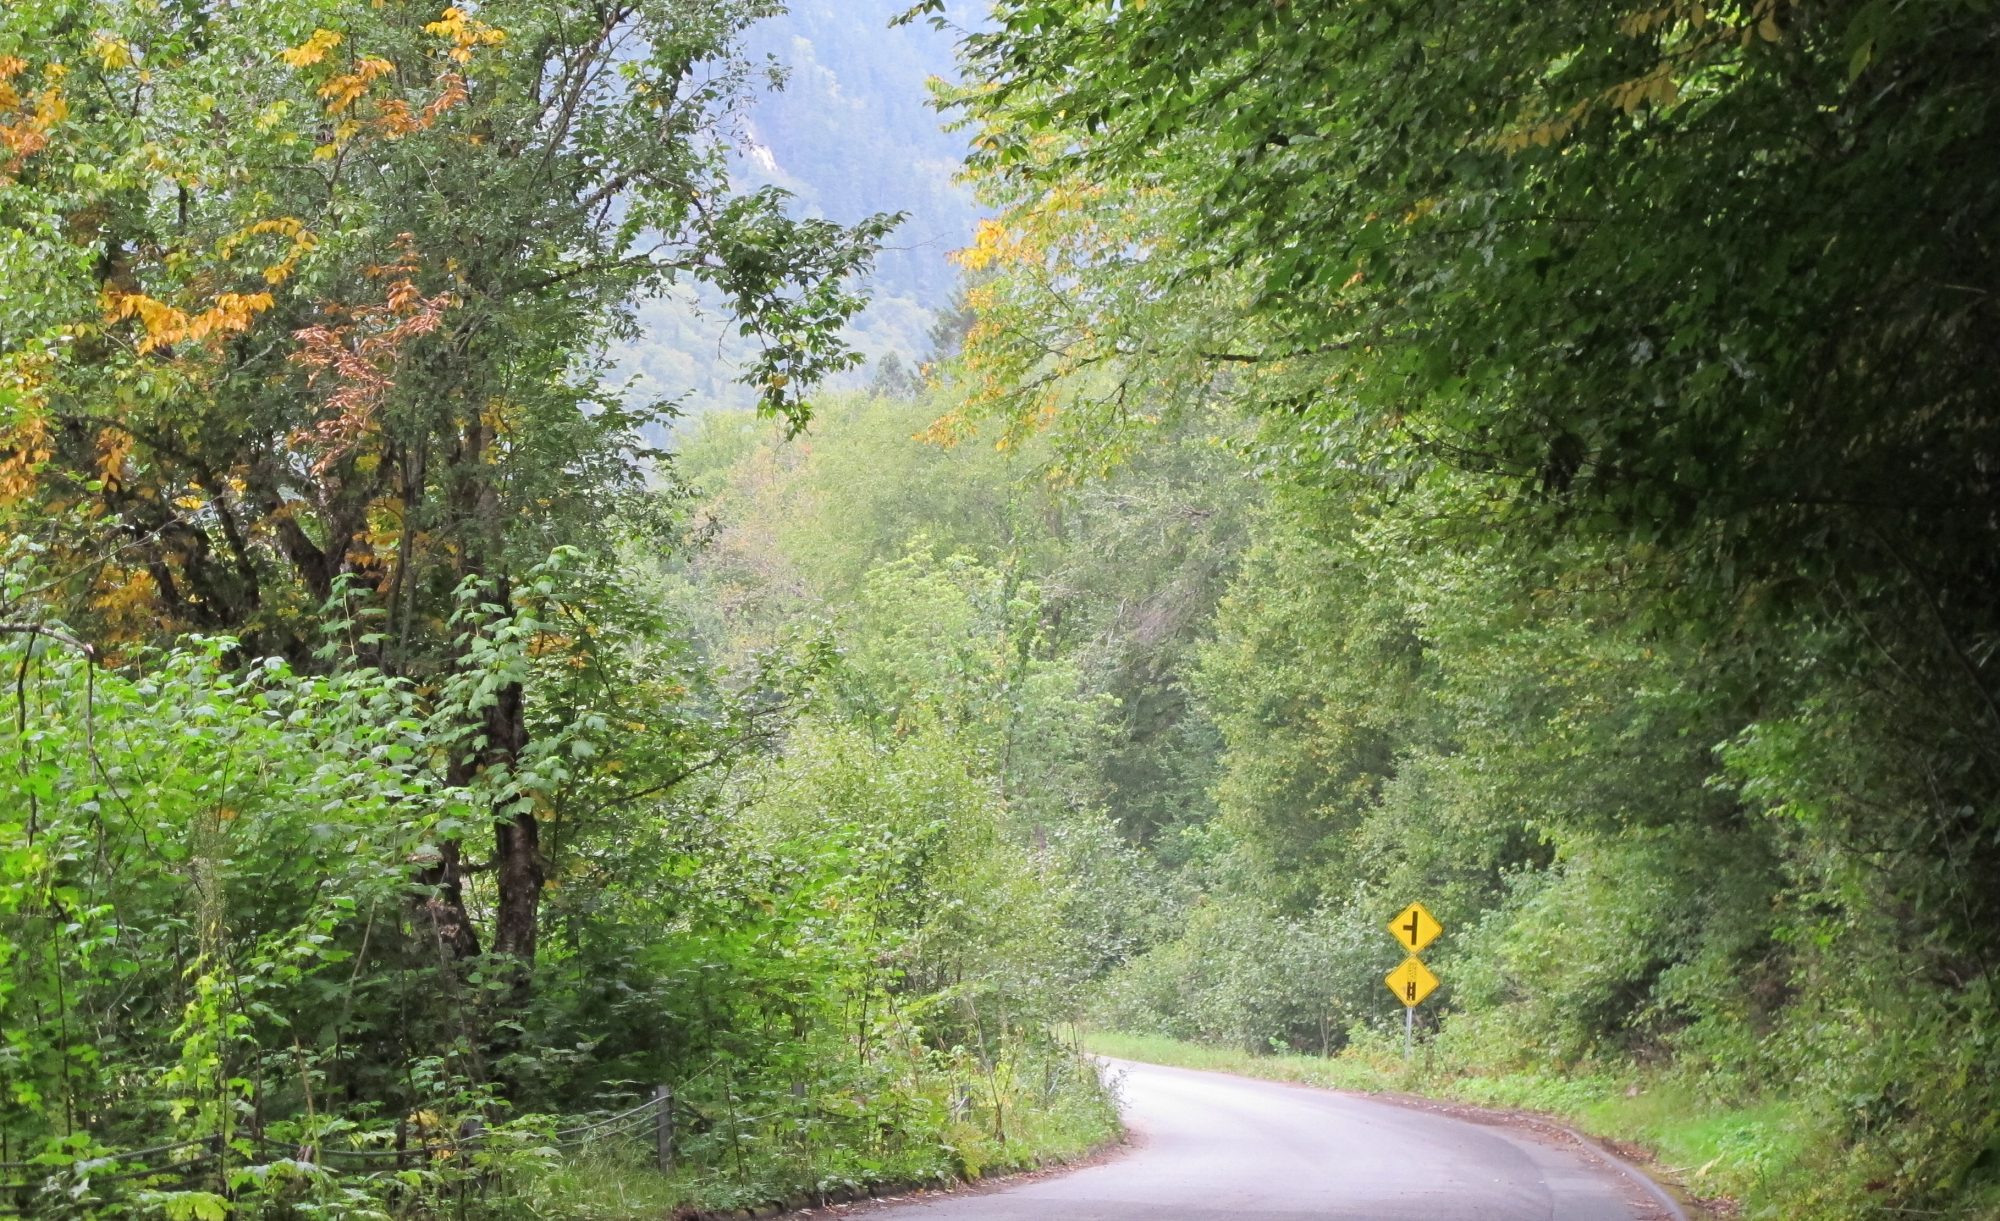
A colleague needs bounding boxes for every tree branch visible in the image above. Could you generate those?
[0,624,97,659]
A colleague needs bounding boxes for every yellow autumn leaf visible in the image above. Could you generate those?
[280,28,343,69]
[91,35,133,71]
[33,87,67,127]
[424,7,506,64]
[96,429,134,481]
[423,7,466,37]
[107,292,190,353]
[319,57,392,113]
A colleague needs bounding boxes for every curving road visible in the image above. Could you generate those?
[870,1059,1682,1220]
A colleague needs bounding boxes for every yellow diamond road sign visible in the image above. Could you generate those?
[1387,902,1443,955]
[1385,957,1440,1008]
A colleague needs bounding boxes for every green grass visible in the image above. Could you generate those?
[1447,1074,1808,1209]
[1086,1029,1405,1092]
[1083,1030,1807,1215]
[491,1067,1122,1219]
[498,1146,687,1220]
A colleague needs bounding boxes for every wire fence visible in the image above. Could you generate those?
[0,1086,686,1217]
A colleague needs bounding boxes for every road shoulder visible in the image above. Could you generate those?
[1359,1089,1694,1221]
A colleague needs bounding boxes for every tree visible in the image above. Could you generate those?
[1,0,895,974]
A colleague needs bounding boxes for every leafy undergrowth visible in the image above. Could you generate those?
[1082,1030,1804,1216]
[494,1069,1121,1220]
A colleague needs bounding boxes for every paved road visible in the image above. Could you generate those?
[871,1059,1680,1220]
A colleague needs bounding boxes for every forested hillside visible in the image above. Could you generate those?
[3,1,1998,1220]
[610,0,979,414]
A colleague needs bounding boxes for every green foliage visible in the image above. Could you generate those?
[0,514,1118,1220]
[0,604,454,1210]
[906,1,2000,1214]
[671,391,1255,849]
[1093,891,1387,1056]
[0,1,1105,1215]
[15,0,1999,1217]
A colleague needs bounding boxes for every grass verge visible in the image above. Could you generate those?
[492,1064,1121,1219]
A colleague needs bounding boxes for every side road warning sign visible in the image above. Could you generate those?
[1387,902,1443,955]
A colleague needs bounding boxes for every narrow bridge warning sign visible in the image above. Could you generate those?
[1384,956,1440,1009]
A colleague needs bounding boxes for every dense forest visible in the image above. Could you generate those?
[3,1,1998,1219]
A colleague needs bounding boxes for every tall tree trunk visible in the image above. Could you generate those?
[450,410,543,968]
[485,679,541,962]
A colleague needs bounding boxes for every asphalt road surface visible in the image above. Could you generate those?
[871,1059,1682,1220]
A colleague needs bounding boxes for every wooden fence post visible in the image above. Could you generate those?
[654,1086,674,1174]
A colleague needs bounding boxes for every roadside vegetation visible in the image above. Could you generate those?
[0,3,1107,1216]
